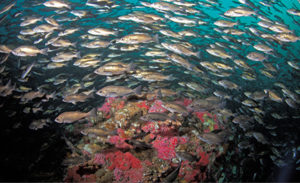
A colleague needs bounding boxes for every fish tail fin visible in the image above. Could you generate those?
[112,29,118,36]
[177,90,183,97]
[168,74,176,81]
[219,100,227,109]
[10,83,16,93]
[5,79,11,88]
[90,87,96,94]
[76,52,81,58]
[72,42,77,47]
[88,91,95,99]
[128,62,136,72]
[57,24,64,30]
[188,64,196,71]
[88,108,97,119]
[195,51,201,58]
[156,89,162,99]
[134,85,142,95]
[47,91,57,100]
[41,48,48,55]
[153,34,159,43]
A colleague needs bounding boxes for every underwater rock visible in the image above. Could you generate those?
[83,143,102,155]
[95,168,113,182]
[64,164,97,182]
[114,101,146,128]
[28,118,49,130]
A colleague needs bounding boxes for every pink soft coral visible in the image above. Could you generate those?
[93,153,106,165]
[136,100,150,110]
[194,111,220,133]
[108,129,132,149]
[113,167,143,183]
[194,111,213,122]
[98,97,116,115]
[179,160,201,182]
[183,98,193,107]
[148,100,167,113]
[106,151,142,171]
[197,151,210,167]
[174,98,193,107]
[152,136,187,160]
[142,122,175,136]
[108,136,132,149]
[94,151,143,183]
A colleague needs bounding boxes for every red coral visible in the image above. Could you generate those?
[141,122,156,133]
[108,129,133,149]
[148,100,167,113]
[183,98,193,107]
[174,98,193,107]
[143,160,152,167]
[108,136,132,149]
[116,100,125,110]
[152,136,187,160]
[117,128,126,138]
[141,122,175,136]
[197,151,210,167]
[94,151,145,183]
[194,111,214,122]
[149,133,156,139]
[195,111,220,133]
[195,111,218,123]
[113,167,143,183]
[98,97,116,116]
[106,151,142,171]
[124,167,143,183]
[93,153,106,165]
[179,161,201,182]
[136,100,150,110]
[213,124,220,130]
[178,152,209,182]
[114,168,124,182]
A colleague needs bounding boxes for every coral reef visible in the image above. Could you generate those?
[62,96,229,182]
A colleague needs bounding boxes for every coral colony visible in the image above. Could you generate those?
[62,95,226,182]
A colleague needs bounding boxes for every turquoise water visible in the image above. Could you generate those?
[0,0,300,182]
